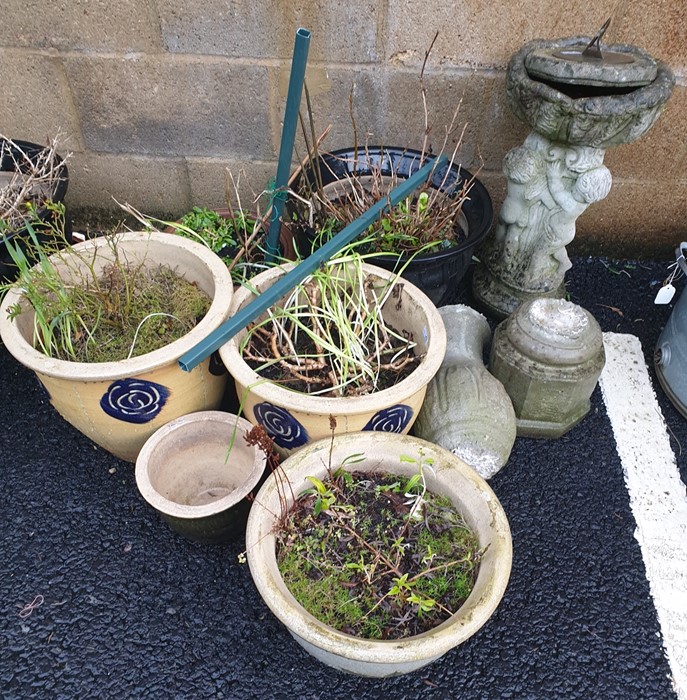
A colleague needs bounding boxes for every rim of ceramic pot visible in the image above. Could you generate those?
[0,231,233,380]
[135,412,265,519]
[245,432,513,665]
[219,261,447,415]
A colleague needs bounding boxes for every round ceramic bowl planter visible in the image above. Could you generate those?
[135,412,266,543]
[218,262,447,453]
[245,432,513,678]
[0,231,234,462]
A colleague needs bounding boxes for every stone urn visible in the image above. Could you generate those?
[488,297,606,438]
[414,305,516,479]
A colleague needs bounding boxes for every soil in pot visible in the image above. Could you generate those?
[289,147,493,306]
[238,257,424,398]
[70,265,210,362]
[243,318,420,396]
[3,232,211,363]
[221,258,447,451]
[246,432,512,677]
[276,462,482,640]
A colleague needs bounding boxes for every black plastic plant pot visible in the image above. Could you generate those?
[0,138,70,281]
[291,146,493,306]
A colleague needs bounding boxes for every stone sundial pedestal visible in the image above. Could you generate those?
[473,32,675,320]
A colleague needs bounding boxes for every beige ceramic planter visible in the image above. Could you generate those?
[246,432,512,677]
[135,411,266,543]
[0,231,234,462]
[218,262,447,452]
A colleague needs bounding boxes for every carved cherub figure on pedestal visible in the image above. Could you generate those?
[474,134,611,312]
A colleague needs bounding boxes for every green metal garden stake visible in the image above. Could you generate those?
[265,27,311,263]
[178,156,446,372]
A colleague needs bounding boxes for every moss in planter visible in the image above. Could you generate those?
[70,263,210,362]
[2,221,211,362]
[276,465,482,640]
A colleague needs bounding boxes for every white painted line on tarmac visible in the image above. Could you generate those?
[600,332,687,700]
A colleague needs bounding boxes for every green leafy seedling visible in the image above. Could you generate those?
[304,476,337,515]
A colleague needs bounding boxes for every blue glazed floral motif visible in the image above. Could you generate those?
[100,378,170,424]
[363,404,413,433]
[253,402,308,449]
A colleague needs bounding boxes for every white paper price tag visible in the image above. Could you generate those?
[654,283,676,304]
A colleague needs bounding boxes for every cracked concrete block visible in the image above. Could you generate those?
[384,0,684,71]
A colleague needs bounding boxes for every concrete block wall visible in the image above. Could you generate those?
[1,0,685,256]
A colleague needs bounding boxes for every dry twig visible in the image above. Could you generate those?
[0,134,69,229]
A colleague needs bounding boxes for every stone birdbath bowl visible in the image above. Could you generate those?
[508,36,674,149]
[473,29,675,319]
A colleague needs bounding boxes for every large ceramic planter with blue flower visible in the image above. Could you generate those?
[218,262,446,453]
[0,231,233,462]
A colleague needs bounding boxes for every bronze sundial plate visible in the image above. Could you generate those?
[525,45,657,88]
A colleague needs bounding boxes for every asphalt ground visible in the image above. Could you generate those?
[1,254,685,699]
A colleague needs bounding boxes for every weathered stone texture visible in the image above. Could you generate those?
[0,49,81,145]
[385,0,682,70]
[275,65,385,159]
[0,0,161,52]
[573,178,687,257]
[375,68,479,168]
[64,55,272,159]
[0,0,684,251]
[67,152,190,216]
[186,157,278,214]
[465,74,521,169]
[157,0,382,62]
[604,84,687,181]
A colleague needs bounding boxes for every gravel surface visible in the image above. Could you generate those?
[1,255,684,699]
